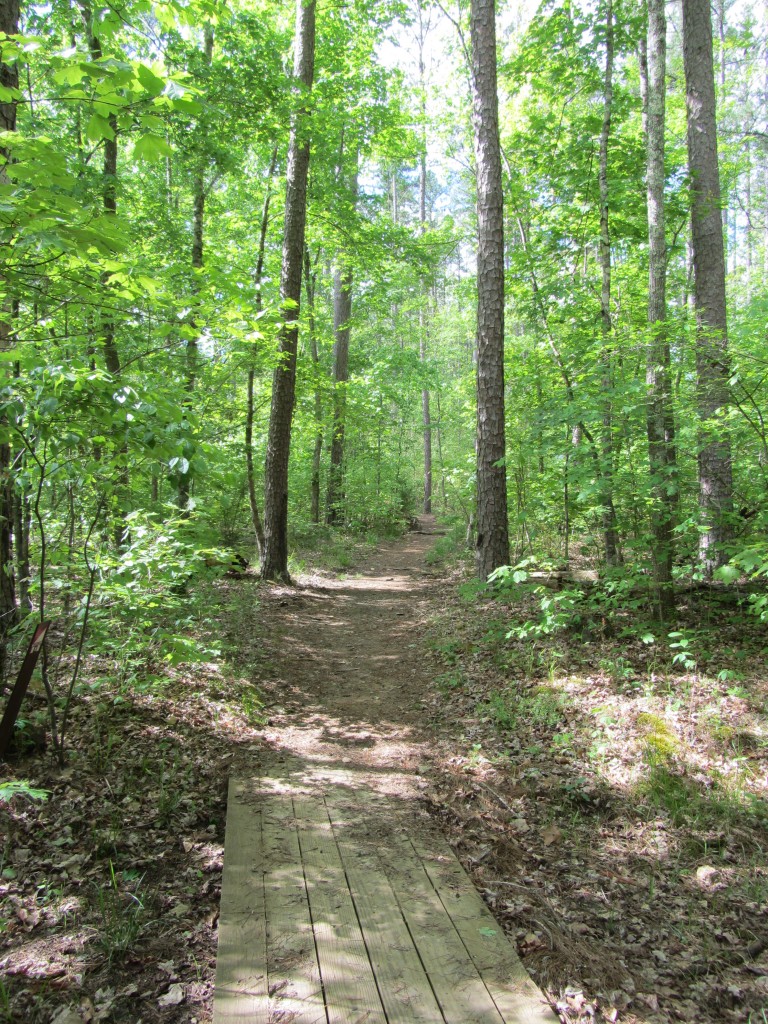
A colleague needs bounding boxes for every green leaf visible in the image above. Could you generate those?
[85,112,115,142]
[714,563,739,584]
[133,133,173,162]
[137,63,166,97]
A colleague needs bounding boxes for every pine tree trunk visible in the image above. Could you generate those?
[682,0,734,575]
[598,0,620,567]
[470,0,510,580]
[641,0,677,621]
[261,0,315,581]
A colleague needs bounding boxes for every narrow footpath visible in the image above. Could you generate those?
[215,517,557,1023]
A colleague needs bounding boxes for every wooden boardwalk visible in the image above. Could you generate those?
[213,766,558,1024]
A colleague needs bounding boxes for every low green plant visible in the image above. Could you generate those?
[95,861,146,962]
[0,977,11,1023]
[638,712,679,766]
[0,780,49,804]
[156,755,183,826]
[668,629,699,672]
[435,669,465,692]
[238,685,265,726]
[480,685,565,732]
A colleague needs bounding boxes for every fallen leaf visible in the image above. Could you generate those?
[158,984,185,1007]
[541,823,562,846]
[50,1009,83,1024]
[696,865,719,884]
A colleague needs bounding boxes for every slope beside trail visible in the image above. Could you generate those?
[238,515,447,812]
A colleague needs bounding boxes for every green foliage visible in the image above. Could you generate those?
[480,685,565,732]
[0,780,49,804]
[94,861,147,962]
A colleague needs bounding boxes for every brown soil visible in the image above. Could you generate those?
[3,517,767,1024]
[244,518,444,790]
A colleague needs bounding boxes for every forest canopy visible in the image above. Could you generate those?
[1,0,768,703]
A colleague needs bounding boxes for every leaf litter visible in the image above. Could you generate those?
[1,525,767,1024]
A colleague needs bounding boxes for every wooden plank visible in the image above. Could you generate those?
[329,791,505,1024]
[412,841,559,1024]
[261,792,328,1023]
[213,777,269,1024]
[325,792,448,1024]
[294,796,386,1024]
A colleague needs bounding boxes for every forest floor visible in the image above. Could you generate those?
[1,516,768,1024]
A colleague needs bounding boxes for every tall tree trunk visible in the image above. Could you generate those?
[598,0,620,567]
[682,0,734,575]
[326,263,353,524]
[326,149,358,526]
[245,146,277,561]
[641,0,677,621]
[178,24,214,513]
[78,1,120,378]
[304,246,323,524]
[470,0,510,580]
[418,0,432,515]
[0,0,20,680]
[261,0,316,581]
[79,0,127,548]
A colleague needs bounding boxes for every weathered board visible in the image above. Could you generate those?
[213,770,558,1024]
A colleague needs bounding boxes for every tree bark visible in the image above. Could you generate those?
[245,146,277,561]
[261,0,315,581]
[78,1,120,378]
[470,0,510,580]
[304,246,323,524]
[326,148,358,526]
[682,0,734,575]
[326,262,353,524]
[640,0,677,620]
[178,24,214,514]
[418,0,432,515]
[0,0,20,681]
[598,0,620,567]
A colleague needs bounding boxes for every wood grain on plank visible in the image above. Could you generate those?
[213,776,269,1024]
[325,791,448,1023]
[294,795,386,1024]
[330,791,506,1024]
[261,792,327,1023]
[412,839,559,1024]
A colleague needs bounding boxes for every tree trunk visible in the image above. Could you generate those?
[0,0,19,681]
[261,0,315,581]
[470,0,510,580]
[598,0,620,567]
[326,263,353,524]
[178,24,214,513]
[78,1,121,378]
[641,0,677,621]
[326,149,358,526]
[245,146,277,561]
[418,0,432,515]
[304,246,323,524]
[682,0,734,575]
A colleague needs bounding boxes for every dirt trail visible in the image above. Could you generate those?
[245,516,445,808]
